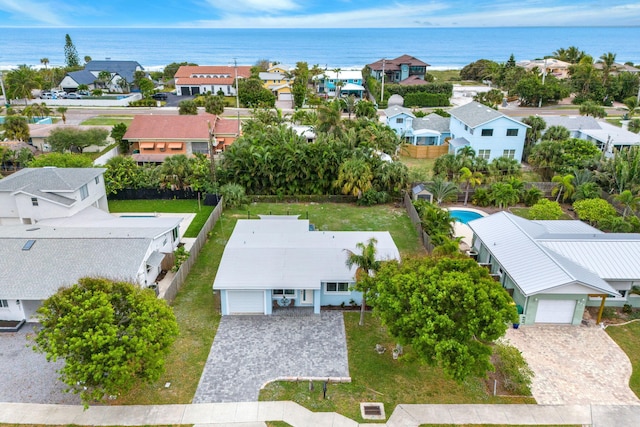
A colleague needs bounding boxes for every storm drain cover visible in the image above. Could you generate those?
[360,402,385,420]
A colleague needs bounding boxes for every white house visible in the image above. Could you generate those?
[384,105,450,146]
[174,65,252,97]
[469,212,640,325]
[0,168,109,225]
[59,60,143,93]
[448,101,529,162]
[0,216,181,322]
[213,216,400,315]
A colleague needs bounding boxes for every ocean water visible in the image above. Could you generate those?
[1,27,639,70]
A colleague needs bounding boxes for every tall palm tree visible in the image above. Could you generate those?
[458,167,483,206]
[334,157,373,198]
[5,65,40,105]
[332,68,341,99]
[551,174,575,202]
[543,125,570,141]
[614,190,640,219]
[490,182,519,209]
[623,97,639,119]
[344,238,380,326]
[599,52,616,86]
[56,106,68,124]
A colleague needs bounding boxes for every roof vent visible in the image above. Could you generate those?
[22,240,36,251]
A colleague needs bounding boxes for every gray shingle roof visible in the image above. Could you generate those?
[534,115,602,132]
[449,101,504,128]
[383,105,414,118]
[469,212,618,296]
[85,60,143,82]
[0,229,152,300]
[413,113,450,133]
[66,69,98,85]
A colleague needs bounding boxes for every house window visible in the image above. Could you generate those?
[172,227,179,241]
[619,290,627,298]
[325,282,350,293]
[95,176,100,184]
[396,118,404,124]
[31,197,38,206]
[80,184,89,200]
[273,289,296,297]
[192,141,209,155]
[464,124,468,131]
[506,128,519,136]
[0,299,8,308]
[478,149,491,160]
[503,149,516,159]
[481,129,494,136]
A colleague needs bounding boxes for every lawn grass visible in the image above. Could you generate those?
[80,116,134,126]
[509,207,572,220]
[226,202,424,257]
[107,199,214,238]
[399,155,436,183]
[606,321,640,398]
[111,215,226,405]
[429,70,462,82]
[260,313,534,423]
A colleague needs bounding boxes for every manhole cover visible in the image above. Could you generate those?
[360,402,385,420]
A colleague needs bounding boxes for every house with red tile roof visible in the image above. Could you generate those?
[174,65,252,96]
[123,114,240,163]
[366,55,430,85]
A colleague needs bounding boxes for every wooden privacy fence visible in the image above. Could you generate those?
[400,144,449,159]
[403,192,435,253]
[162,197,224,303]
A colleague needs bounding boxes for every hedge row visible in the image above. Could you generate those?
[404,92,450,107]
[386,82,453,97]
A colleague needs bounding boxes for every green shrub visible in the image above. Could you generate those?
[171,246,190,272]
[601,306,617,319]
[493,343,533,395]
[623,304,633,314]
[356,189,389,206]
[220,183,249,209]
[472,187,491,207]
[523,187,543,207]
[529,199,563,220]
[404,92,450,107]
[129,99,157,107]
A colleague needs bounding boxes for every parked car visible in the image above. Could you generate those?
[40,92,52,99]
[152,92,168,100]
[77,90,90,96]
[65,93,83,100]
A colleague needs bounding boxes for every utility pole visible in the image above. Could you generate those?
[538,57,547,108]
[207,119,217,185]
[234,58,239,109]
[380,59,386,104]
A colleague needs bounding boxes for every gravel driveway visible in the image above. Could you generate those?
[0,323,80,404]
[505,325,640,405]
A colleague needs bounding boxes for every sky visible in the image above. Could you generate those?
[0,0,640,28]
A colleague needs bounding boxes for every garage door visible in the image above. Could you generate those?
[535,299,576,324]
[279,93,293,101]
[227,290,265,314]
[179,87,190,96]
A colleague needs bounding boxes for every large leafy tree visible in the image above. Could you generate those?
[162,62,198,81]
[111,122,129,153]
[64,34,80,68]
[33,277,178,405]
[579,100,607,118]
[413,199,454,243]
[370,257,517,381]
[238,77,275,108]
[345,238,380,327]
[47,128,109,154]
[178,100,198,115]
[521,115,546,161]
[573,198,617,226]
[103,155,142,195]
[160,154,193,190]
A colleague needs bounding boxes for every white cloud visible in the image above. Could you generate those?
[0,0,66,25]
[204,0,301,13]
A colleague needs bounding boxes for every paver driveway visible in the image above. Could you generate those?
[193,311,349,403]
[505,325,640,405]
[0,323,80,404]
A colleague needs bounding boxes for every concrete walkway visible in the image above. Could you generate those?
[1,402,640,426]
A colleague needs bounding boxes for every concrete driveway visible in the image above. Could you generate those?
[193,312,349,403]
[0,323,80,404]
[505,325,640,405]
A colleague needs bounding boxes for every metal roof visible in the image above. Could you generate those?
[468,212,618,296]
[213,218,400,291]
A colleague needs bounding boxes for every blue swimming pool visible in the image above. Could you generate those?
[449,209,484,224]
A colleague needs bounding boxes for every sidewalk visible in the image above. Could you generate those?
[1,401,639,426]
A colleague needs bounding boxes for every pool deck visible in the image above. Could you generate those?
[446,207,488,247]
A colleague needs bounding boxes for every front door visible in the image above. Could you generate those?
[301,289,314,305]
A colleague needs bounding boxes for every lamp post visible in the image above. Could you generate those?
[234,58,239,109]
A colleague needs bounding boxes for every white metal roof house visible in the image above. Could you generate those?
[0,216,182,322]
[468,212,640,325]
[213,216,400,315]
[448,101,529,162]
[0,168,109,225]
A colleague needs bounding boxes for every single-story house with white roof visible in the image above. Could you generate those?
[469,212,640,325]
[213,216,400,315]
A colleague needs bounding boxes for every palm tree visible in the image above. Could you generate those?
[543,125,570,141]
[343,95,356,120]
[332,68,341,99]
[599,52,616,86]
[334,157,373,198]
[551,174,575,202]
[630,119,640,134]
[56,106,68,124]
[623,97,639,119]
[5,65,40,105]
[426,177,459,205]
[160,155,193,190]
[458,167,483,206]
[344,238,380,326]
[614,190,640,218]
[490,182,519,209]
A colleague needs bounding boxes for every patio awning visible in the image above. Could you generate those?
[156,142,166,149]
[140,142,155,149]
[168,142,183,149]
[449,137,470,148]
[146,251,165,268]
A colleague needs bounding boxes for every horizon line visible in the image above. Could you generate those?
[1,25,640,29]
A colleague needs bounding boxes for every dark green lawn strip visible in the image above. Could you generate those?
[606,321,640,398]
